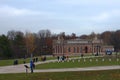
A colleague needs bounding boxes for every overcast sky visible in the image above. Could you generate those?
[0,0,120,35]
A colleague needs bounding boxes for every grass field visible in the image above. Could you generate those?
[36,57,120,69]
[0,58,31,66]
[0,55,120,69]
[0,69,120,80]
[0,55,100,66]
[0,56,56,66]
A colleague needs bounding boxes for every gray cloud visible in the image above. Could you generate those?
[0,0,120,35]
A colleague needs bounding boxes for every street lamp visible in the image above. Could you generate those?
[96,45,100,56]
[62,40,64,56]
[92,42,94,55]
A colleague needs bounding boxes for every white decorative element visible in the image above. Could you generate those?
[109,59,111,61]
[72,60,74,62]
[78,60,80,62]
[90,59,92,62]
[102,59,104,61]
[84,59,86,62]
[96,59,98,62]
[117,59,119,61]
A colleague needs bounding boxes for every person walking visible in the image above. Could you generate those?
[30,60,34,73]
[57,56,60,61]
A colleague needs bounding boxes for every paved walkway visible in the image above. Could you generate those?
[35,65,120,73]
[0,57,120,74]
[0,60,57,74]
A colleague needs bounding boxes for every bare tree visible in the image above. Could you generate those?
[37,29,52,55]
[7,30,25,58]
[111,30,120,51]
[38,29,51,39]
[7,30,16,40]
[89,32,96,39]
[71,33,76,39]
[100,31,112,45]
[25,32,36,57]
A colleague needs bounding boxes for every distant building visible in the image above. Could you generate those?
[52,36,114,56]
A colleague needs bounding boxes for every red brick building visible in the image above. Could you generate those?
[53,37,114,56]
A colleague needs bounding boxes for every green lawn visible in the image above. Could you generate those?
[0,56,56,66]
[36,57,120,69]
[0,58,31,66]
[0,70,120,80]
[0,55,92,66]
[0,55,120,69]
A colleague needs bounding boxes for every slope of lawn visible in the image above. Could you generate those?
[0,56,57,66]
[36,57,120,69]
[0,69,120,80]
[0,58,31,66]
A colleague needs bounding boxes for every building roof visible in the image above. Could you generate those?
[53,37,103,45]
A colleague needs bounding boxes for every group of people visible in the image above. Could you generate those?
[13,60,18,65]
[57,55,69,62]
[33,57,39,62]
[25,56,48,73]
[41,56,46,61]
[24,60,35,73]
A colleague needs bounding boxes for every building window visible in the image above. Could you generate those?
[80,47,82,53]
[58,46,59,53]
[77,47,79,53]
[68,47,71,52]
[55,46,57,53]
[74,47,76,53]
[85,46,88,53]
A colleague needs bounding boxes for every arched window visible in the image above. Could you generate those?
[77,47,79,53]
[85,46,88,53]
[80,47,82,53]
[74,47,76,53]
[68,47,71,52]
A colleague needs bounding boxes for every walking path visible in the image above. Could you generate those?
[35,65,120,73]
[0,60,57,74]
[0,57,120,74]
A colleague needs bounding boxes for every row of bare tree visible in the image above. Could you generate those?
[79,30,120,51]
[6,30,53,59]
[0,29,120,59]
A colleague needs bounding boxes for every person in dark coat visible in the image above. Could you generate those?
[30,60,34,73]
